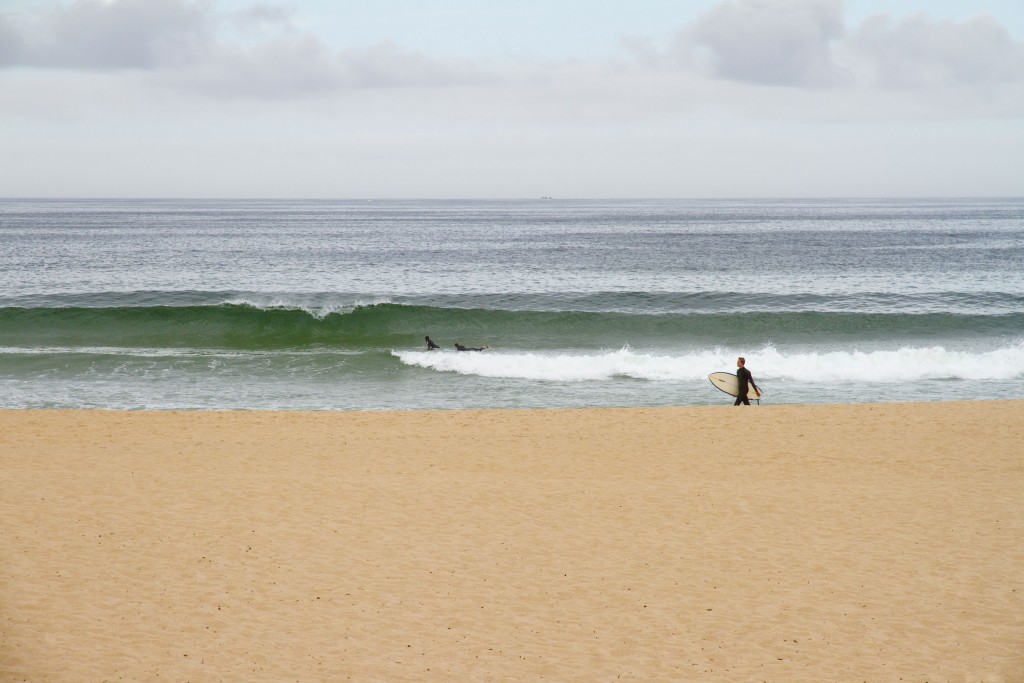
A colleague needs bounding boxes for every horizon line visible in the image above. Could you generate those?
[3,195,1023,202]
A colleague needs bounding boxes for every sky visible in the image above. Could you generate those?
[1,0,1023,198]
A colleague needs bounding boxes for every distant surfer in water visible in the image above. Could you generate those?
[425,336,440,350]
[734,357,761,406]
[455,343,491,352]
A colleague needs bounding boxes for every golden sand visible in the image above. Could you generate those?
[2,403,1023,681]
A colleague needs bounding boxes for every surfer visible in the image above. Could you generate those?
[734,357,761,406]
[455,343,491,352]
[425,336,440,350]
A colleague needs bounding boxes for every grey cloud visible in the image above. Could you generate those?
[226,2,296,35]
[842,12,1024,88]
[5,0,1022,100]
[159,38,492,99]
[5,0,212,69]
[338,42,490,89]
[1,0,492,97]
[0,14,26,64]
[231,3,294,27]
[679,0,847,87]
[175,34,344,97]
[670,0,1024,91]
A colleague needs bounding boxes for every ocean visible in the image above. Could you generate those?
[2,197,1022,410]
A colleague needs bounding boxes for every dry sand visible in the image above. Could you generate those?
[2,402,1023,682]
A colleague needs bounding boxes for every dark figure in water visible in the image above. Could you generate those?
[425,336,440,350]
[455,343,491,352]
[734,356,761,406]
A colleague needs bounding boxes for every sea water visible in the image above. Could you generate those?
[1,197,1022,410]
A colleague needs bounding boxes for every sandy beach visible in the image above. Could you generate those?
[2,402,1022,682]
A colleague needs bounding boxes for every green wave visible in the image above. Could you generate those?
[0,302,1021,351]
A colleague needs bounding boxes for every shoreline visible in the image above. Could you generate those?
[4,394,1023,413]
[3,401,1023,681]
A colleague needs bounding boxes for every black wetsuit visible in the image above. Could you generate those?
[455,343,486,352]
[734,366,759,406]
[425,336,440,350]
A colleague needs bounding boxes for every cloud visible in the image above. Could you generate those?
[841,12,1024,88]
[161,38,492,98]
[2,0,1023,101]
[228,2,294,31]
[677,0,847,87]
[173,34,344,97]
[4,0,212,69]
[0,14,25,64]
[1,0,493,97]
[337,41,491,89]
[666,0,1024,92]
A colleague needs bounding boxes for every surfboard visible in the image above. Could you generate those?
[708,372,763,401]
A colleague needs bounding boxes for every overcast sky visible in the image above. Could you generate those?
[2,0,1022,198]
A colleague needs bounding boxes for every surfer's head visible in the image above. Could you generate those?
[737,357,745,367]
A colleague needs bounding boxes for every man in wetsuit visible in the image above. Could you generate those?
[425,336,440,350]
[734,356,761,406]
[455,343,490,351]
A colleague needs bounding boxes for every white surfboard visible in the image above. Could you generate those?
[708,371,763,401]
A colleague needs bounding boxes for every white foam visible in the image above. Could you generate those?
[755,344,1024,382]
[394,343,1024,383]
[221,295,396,319]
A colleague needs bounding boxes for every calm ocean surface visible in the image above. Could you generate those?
[1,197,1022,410]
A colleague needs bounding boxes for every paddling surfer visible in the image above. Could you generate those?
[455,343,491,351]
[734,356,761,406]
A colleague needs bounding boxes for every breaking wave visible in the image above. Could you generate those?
[395,343,1024,383]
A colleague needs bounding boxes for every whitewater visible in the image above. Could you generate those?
[395,343,1024,383]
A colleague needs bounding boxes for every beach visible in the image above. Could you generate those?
[2,402,1022,681]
